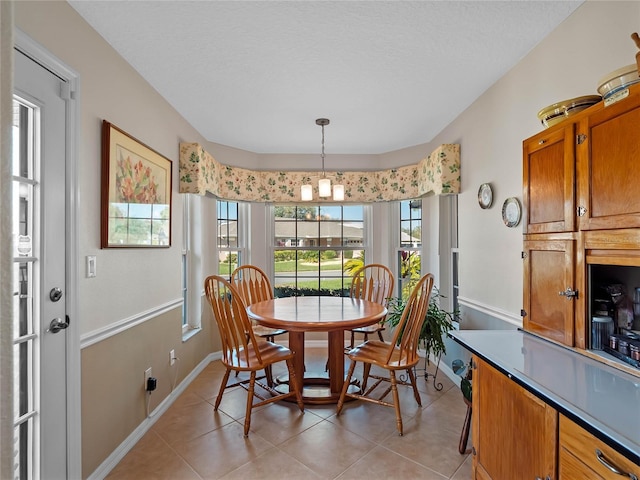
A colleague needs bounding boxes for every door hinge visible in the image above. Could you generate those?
[577,205,587,217]
[521,309,527,317]
[521,251,528,259]
[576,134,587,145]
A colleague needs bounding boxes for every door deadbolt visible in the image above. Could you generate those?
[49,287,63,302]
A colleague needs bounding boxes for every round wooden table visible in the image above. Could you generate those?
[247,296,387,404]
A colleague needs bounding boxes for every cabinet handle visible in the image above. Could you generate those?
[595,449,638,480]
[558,287,579,299]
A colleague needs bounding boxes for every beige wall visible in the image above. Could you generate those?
[13,0,640,477]
[14,2,219,477]
[424,0,640,319]
[81,307,212,476]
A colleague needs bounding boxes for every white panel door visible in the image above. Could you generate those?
[13,48,68,480]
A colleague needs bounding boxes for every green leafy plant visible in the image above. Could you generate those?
[383,288,456,359]
[452,359,472,402]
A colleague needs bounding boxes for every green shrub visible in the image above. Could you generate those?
[274,286,349,298]
[274,251,296,262]
[300,251,319,263]
[321,250,337,260]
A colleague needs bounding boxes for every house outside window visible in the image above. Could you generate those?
[271,204,368,296]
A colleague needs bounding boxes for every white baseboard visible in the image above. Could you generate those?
[89,344,460,480]
[87,352,220,480]
[428,352,460,388]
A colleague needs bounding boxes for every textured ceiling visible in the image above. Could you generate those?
[68,1,583,154]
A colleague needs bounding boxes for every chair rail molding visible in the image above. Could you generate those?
[80,298,183,348]
[457,296,523,328]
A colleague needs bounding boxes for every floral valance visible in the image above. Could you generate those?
[179,142,460,203]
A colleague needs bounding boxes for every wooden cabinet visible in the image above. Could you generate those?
[523,238,575,346]
[522,83,640,347]
[523,82,640,235]
[472,357,557,480]
[523,124,576,234]
[560,447,605,480]
[559,415,640,480]
[577,91,640,231]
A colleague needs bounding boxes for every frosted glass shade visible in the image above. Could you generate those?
[332,184,345,201]
[318,178,332,197]
[301,184,313,201]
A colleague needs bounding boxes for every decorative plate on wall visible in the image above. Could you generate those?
[502,197,522,227]
[478,183,493,209]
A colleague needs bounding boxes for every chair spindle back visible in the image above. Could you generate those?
[204,275,263,368]
[350,264,394,306]
[386,273,434,365]
[231,265,274,306]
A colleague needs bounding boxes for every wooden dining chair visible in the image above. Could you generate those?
[204,275,304,436]
[231,265,287,386]
[347,264,395,348]
[336,273,434,436]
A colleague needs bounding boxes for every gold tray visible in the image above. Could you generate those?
[537,95,602,128]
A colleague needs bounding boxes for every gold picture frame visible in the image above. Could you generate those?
[101,120,172,248]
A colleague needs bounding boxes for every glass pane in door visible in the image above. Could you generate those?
[12,98,38,480]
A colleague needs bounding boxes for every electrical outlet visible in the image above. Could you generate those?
[144,367,152,390]
[170,349,175,366]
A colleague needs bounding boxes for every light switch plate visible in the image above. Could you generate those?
[86,255,97,278]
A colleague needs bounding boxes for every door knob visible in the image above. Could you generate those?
[47,316,69,334]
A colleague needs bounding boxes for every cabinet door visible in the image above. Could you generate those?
[523,124,576,234]
[523,239,575,346]
[577,89,640,230]
[472,358,557,480]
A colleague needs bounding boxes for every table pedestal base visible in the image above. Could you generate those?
[274,371,361,404]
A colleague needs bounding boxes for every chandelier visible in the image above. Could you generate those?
[301,118,344,201]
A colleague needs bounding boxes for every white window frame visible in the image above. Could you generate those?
[181,195,198,337]
[447,195,460,329]
[394,199,423,299]
[216,199,248,279]
[268,204,370,294]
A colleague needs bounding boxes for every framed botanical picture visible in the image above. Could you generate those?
[101,120,172,248]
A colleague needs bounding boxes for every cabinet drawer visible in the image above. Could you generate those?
[560,415,639,480]
[560,446,605,480]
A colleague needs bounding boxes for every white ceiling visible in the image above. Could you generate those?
[68,0,583,154]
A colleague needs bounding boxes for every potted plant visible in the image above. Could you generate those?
[452,359,472,403]
[383,287,456,360]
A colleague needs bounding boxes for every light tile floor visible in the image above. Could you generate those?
[106,348,473,480]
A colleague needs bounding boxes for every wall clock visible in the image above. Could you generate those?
[502,197,522,227]
[478,183,493,209]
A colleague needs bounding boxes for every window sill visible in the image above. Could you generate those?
[182,327,202,343]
